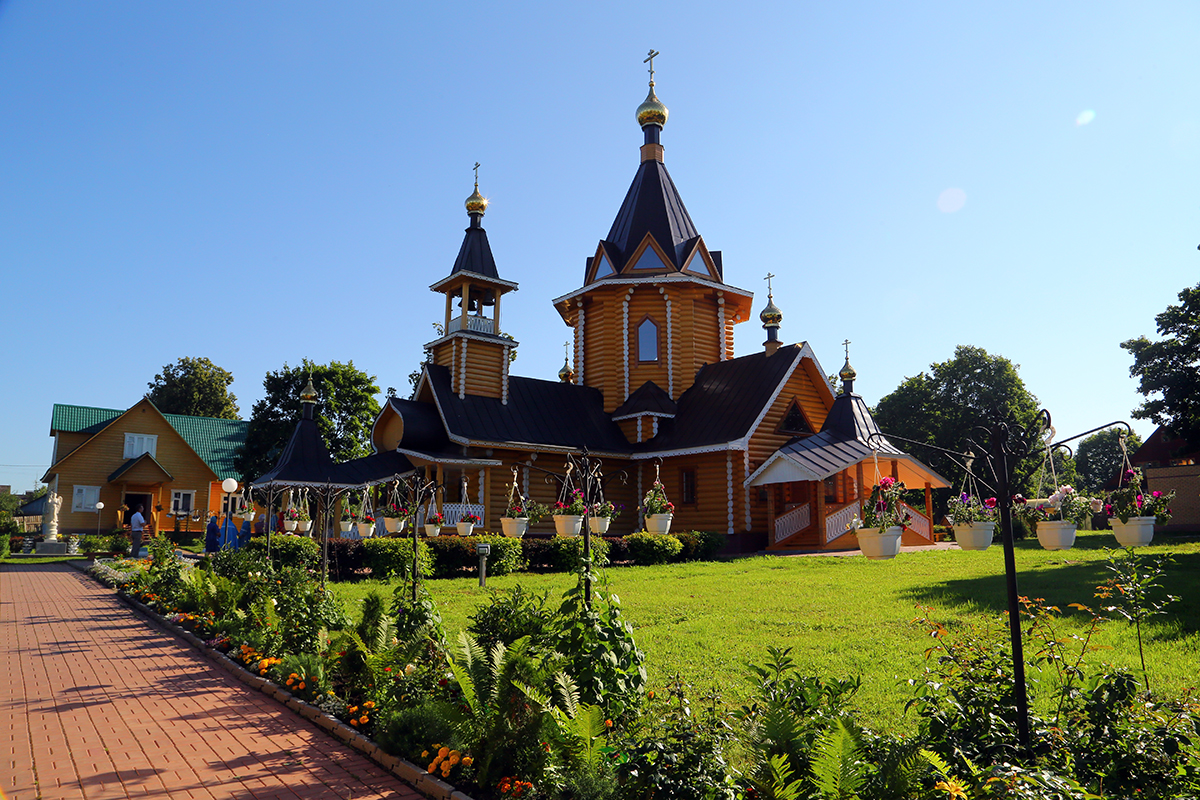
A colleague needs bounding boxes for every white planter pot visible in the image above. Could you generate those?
[954,521,995,551]
[856,526,903,560]
[383,517,401,534]
[645,513,673,535]
[284,520,298,532]
[242,514,256,523]
[1111,516,1155,547]
[357,521,375,538]
[425,523,442,537]
[500,517,528,538]
[457,522,475,537]
[1036,520,1076,550]
[553,514,583,537]
[589,516,611,534]
[338,521,354,533]
[296,520,312,532]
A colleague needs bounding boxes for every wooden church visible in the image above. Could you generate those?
[351,68,947,552]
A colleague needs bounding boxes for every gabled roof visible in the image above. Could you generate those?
[637,346,807,453]
[108,453,173,483]
[1131,425,1197,467]
[612,381,677,420]
[48,403,248,480]
[425,364,630,453]
[602,159,700,273]
[450,223,499,280]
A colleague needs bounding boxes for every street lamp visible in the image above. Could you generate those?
[221,478,238,523]
[95,501,104,537]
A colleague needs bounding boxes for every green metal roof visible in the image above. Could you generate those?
[50,403,249,480]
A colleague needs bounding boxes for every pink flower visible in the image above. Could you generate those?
[879,477,896,489]
[984,497,997,509]
[1152,491,1162,498]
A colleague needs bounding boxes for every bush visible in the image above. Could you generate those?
[467,585,555,651]
[674,530,725,561]
[425,535,524,579]
[362,537,433,579]
[375,702,460,763]
[522,535,610,572]
[323,538,366,581]
[80,535,107,554]
[0,532,9,559]
[105,533,130,553]
[603,535,629,563]
[625,531,683,565]
[245,535,320,571]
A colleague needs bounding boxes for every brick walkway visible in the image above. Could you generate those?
[0,563,423,800]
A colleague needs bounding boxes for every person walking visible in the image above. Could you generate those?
[130,504,146,557]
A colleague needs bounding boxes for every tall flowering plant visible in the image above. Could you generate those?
[946,493,998,525]
[642,481,674,516]
[1107,468,1174,524]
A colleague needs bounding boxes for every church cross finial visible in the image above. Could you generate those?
[644,49,660,85]
[764,272,775,296]
[843,339,851,359]
[473,161,480,188]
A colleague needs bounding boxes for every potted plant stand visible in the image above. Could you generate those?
[553,514,583,537]
[1036,520,1076,550]
[1111,516,1155,547]
[425,523,442,537]
[589,516,611,534]
[856,526,903,560]
[456,521,475,536]
[954,521,995,551]
[645,513,673,535]
[500,517,528,538]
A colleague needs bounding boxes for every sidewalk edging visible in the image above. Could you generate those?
[70,561,474,800]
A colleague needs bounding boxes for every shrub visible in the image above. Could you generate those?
[603,535,629,563]
[467,585,555,651]
[80,535,107,554]
[625,531,683,565]
[362,537,433,579]
[375,702,461,763]
[522,536,609,572]
[245,535,320,571]
[674,530,725,561]
[105,533,130,553]
[0,532,9,559]
[323,539,366,581]
[425,535,524,579]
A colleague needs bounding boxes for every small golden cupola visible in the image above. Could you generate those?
[760,273,784,355]
[426,165,521,403]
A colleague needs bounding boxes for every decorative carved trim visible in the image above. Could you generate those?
[726,451,734,535]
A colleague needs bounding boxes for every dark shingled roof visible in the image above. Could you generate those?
[334,450,416,486]
[603,159,700,272]
[252,417,342,486]
[426,364,630,452]
[612,381,677,419]
[450,223,499,280]
[108,453,173,483]
[640,346,804,452]
[387,397,453,451]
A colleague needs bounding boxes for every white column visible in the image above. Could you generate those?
[717,295,726,362]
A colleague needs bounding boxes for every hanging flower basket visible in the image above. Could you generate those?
[954,521,995,551]
[383,517,405,534]
[296,520,312,533]
[283,520,298,532]
[856,526,903,560]
[500,517,528,538]
[1036,520,1076,551]
[553,514,583,537]
[1111,516,1156,547]
[589,516,611,534]
[645,514,672,535]
[357,520,375,538]
[338,520,354,533]
[424,523,442,537]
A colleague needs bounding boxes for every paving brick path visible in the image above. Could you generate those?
[0,564,423,800]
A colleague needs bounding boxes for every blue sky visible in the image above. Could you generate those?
[2,1,1197,492]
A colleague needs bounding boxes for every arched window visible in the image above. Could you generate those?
[637,317,659,362]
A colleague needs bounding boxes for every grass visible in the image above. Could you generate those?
[1,555,89,564]
[336,531,1200,731]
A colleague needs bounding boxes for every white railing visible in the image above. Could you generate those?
[901,502,931,540]
[773,503,811,544]
[448,315,495,334]
[825,500,861,544]
[416,503,485,527]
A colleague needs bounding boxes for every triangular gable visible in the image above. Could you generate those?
[584,242,620,284]
[776,398,816,437]
[680,238,720,281]
[622,232,675,275]
[108,453,174,484]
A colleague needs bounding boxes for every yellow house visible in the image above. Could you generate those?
[41,398,248,535]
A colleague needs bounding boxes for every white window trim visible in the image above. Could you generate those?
[170,490,196,515]
[123,432,158,459]
[72,485,100,512]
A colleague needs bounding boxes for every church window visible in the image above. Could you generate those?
[776,400,814,437]
[680,469,697,505]
[631,245,666,272]
[593,254,614,278]
[637,317,659,362]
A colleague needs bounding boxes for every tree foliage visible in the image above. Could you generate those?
[146,357,239,419]
[234,359,381,482]
[873,346,1044,496]
[1121,281,1200,448]
[1075,428,1143,493]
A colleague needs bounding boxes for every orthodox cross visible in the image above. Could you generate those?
[764,272,775,295]
[843,339,851,359]
[644,49,660,83]
[563,341,570,359]
[473,162,480,186]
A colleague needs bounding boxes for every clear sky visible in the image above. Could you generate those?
[2,1,1197,493]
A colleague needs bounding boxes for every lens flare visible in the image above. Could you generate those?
[1076,109,1096,126]
[937,188,967,213]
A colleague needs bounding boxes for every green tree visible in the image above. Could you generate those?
[1075,428,1143,493]
[1121,281,1200,449]
[873,345,1043,498]
[235,359,382,481]
[146,357,239,419]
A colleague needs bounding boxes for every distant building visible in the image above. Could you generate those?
[1131,426,1200,533]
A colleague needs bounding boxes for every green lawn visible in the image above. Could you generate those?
[1,555,89,565]
[330,531,1200,731]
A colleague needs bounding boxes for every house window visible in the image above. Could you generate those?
[777,400,814,437]
[680,469,697,505]
[170,490,195,515]
[123,433,158,459]
[637,317,659,362]
[72,485,100,512]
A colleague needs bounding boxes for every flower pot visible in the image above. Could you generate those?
[1036,520,1076,550]
[383,517,401,534]
[338,521,354,533]
[954,521,995,551]
[1111,516,1155,547]
[457,521,475,537]
[589,516,611,534]
[645,513,673,535]
[283,520,298,532]
[425,523,442,537]
[357,521,375,538]
[500,517,528,538]
[553,514,583,537]
[296,520,312,532]
[856,526,903,560]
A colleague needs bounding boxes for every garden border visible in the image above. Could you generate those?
[68,561,479,800]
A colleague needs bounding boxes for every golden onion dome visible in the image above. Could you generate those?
[558,356,575,383]
[465,182,488,216]
[839,358,857,382]
[636,83,669,128]
[300,375,318,403]
[759,295,782,328]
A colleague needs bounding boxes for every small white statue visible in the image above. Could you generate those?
[44,491,62,541]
